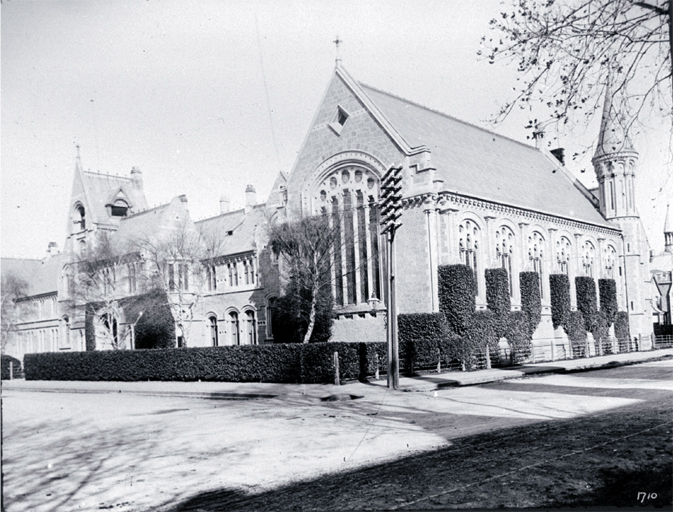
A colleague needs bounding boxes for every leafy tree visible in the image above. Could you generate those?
[1,272,28,354]
[483,0,672,140]
[268,214,344,344]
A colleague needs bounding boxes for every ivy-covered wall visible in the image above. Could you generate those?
[519,271,541,337]
[438,264,475,336]
[575,276,598,332]
[598,279,618,325]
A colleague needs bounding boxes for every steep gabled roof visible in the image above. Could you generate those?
[357,82,613,228]
[79,171,148,225]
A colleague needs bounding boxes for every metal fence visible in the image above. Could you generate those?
[426,333,668,375]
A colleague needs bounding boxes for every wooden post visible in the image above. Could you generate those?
[485,345,491,369]
[334,351,340,385]
[374,352,380,380]
[550,339,555,361]
[437,348,441,373]
[9,361,13,380]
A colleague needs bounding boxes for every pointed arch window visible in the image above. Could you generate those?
[458,219,479,293]
[556,237,571,275]
[245,310,257,345]
[528,231,545,298]
[495,226,515,296]
[581,241,596,277]
[604,245,616,278]
[73,204,86,232]
[314,165,381,307]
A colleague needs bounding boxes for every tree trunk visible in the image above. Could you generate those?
[303,282,320,344]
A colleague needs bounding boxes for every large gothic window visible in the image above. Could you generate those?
[556,237,571,275]
[528,231,545,298]
[581,241,596,277]
[495,226,515,296]
[314,166,381,307]
[458,219,479,293]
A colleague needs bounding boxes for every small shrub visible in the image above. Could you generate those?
[575,276,598,331]
[549,274,571,330]
[598,279,618,325]
[438,265,475,336]
[1,355,22,380]
[520,272,541,337]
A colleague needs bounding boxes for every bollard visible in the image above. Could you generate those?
[550,339,555,361]
[333,351,340,386]
[9,361,13,381]
[374,352,380,380]
[437,348,441,373]
[485,345,491,369]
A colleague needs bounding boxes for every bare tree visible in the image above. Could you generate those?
[132,219,208,347]
[483,0,672,141]
[268,213,352,344]
[1,272,28,354]
[67,233,139,350]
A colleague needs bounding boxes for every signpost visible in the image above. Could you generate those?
[380,166,403,389]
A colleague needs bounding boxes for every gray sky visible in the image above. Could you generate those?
[2,0,671,259]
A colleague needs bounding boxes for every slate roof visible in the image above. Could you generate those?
[112,203,172,248]
[1,254,63,297]
[358,83,613,228]
[78,169,148,225]
[195,205,265,256]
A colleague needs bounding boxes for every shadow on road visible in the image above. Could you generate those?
[165,399,672,512]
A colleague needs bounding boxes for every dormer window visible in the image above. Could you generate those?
[329,106,349,135]
[111,199,129,217]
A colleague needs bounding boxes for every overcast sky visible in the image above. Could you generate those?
[2,0,671,259]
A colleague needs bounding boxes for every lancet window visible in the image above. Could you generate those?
[581,241,596,277]
[556,237,571,275]
[458,219,479,293]
[604,245,616,279]
[528,231,545,297]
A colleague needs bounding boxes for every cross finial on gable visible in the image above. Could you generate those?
[333,35,342,64]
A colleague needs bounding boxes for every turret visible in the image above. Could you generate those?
[592,79,639,220]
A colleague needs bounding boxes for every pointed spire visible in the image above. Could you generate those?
[75,144,84,173]
[593,73,636,159]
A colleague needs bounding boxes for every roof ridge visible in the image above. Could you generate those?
[83,170,134,181]
[1,257,43,262]
[121,202,170,220]
[195,203,267,224]
[358,82,539,153]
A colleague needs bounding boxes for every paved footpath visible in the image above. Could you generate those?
[4,348,672,399]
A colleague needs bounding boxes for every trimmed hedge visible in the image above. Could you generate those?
[24,341,390,384]
[591,310,610,353]
[615,311,631,340]
[506,311,533,363]
[575,276,598,332]
[550,274,571,330]
[485,268,510,325]
[598,279,618,326]
[398,313,450,373]
[465,310,499,366]
[1,355,22,380]
[566,310,587,358]
[520,272,542,337]
[438,264,475,336]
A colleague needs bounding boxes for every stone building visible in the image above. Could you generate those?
[1,63,659,360]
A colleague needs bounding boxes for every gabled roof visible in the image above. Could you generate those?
[112,203,172,249]
[195,205,266,256]
[356,81,613,228]
[1,254,63,297]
